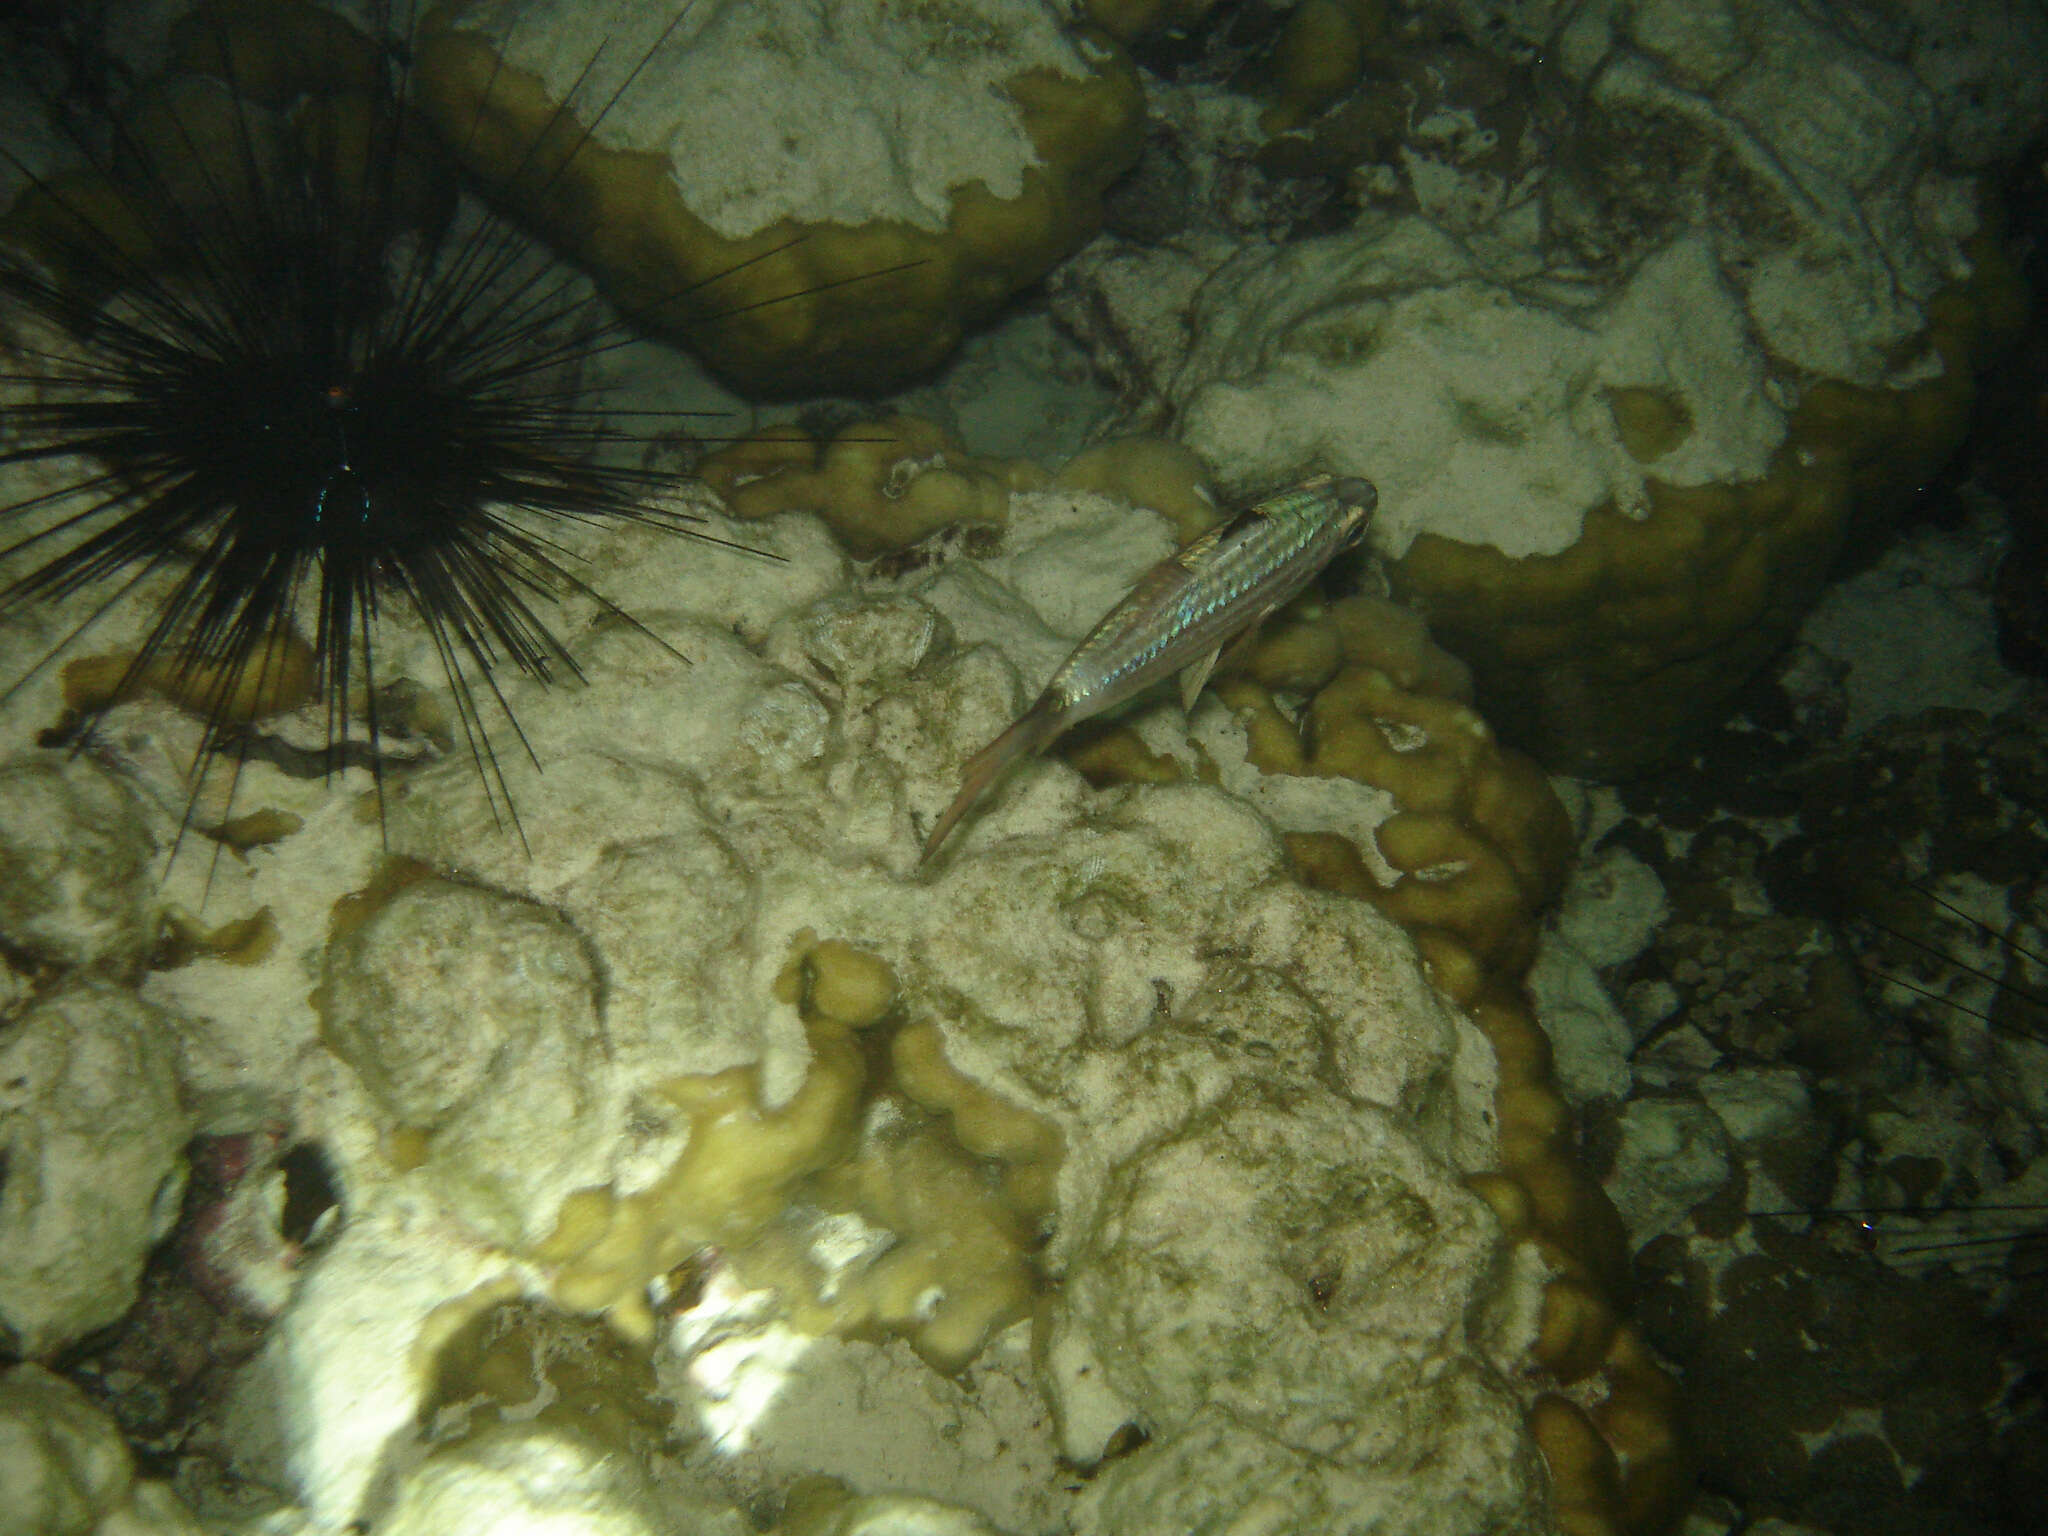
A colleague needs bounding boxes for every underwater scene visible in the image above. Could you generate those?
[1,2,2045,1534]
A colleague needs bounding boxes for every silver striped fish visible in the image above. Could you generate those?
[921,472,1378,863]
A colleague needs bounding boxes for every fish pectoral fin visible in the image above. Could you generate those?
[1179,611,1277,712]
[1179,646,1222,712]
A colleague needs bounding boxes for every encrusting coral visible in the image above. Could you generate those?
[699,415,1047,558]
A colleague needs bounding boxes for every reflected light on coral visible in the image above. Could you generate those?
[668,1270,816,1452]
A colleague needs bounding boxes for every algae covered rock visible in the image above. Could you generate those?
[381,487,1540,1521]
[0,1364,206,1536]
[0,981,191,1358]
[319,875,611,1249]
[1066,1091,1524,1461]
[1072,1402,1542,1536]
[0,757,160,972]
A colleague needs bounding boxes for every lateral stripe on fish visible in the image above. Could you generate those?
[920,473,1377,864]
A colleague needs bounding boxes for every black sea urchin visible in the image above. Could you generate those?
[0,0,815,855]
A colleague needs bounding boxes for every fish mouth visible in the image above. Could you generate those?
[1332,476,1378,513]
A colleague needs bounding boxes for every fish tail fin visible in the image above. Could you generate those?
[920,707,1063,866]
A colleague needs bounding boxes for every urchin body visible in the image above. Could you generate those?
[0,0,741,848]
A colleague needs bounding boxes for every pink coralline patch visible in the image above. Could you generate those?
[181,1129,335,1322]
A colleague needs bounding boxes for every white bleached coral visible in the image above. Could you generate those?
[1059,1090,1545,1534]
[1072,1399,1546,1536]
[1052,0,2041,777]
[417,0,1143,393]
[1068,1090,1512,1437]
[1174,225,1783,559]
[378,1420,749,1536]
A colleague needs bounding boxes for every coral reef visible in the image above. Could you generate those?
[1051,0,2045,771]
[0,760,160,973]
[699,416,1047,558]
[417,0,1145,393]
[1544,664,2048,1532]
[0,456,1667,1531]
[0,1,1875,1524]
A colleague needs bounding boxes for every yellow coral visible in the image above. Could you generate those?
[1055,437,1220,544]
[796,1115,1042,1371]
[541,1021,866,1337]
[698,416,1048,557]
[1393,248,2020,773]
[537,939,1059,1371]
[778,932,900,1029]
[1258,0,1383,135]
[415,20,1144,394]
[1076,604,1680,1532]
[62,629,316,726]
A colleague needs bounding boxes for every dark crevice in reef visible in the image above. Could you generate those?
[1591,677,2048,1533]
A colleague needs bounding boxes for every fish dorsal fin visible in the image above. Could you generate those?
[1171,520,1233,572]
[1104,524,1228,639]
